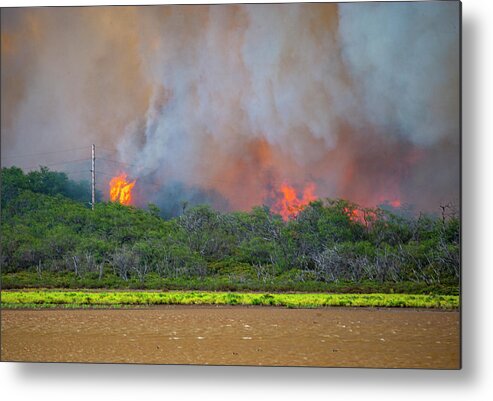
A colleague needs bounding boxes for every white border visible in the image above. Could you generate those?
[1,1,492,400]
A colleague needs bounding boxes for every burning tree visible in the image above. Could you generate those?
[271,182,317,221]
[109,172,136,206]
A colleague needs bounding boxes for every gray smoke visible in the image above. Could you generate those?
[1,3,460,216]
[338,2,460,146]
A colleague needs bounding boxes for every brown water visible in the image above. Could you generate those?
[1,306,460,368]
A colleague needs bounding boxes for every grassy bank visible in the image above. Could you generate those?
[1,290,459,309]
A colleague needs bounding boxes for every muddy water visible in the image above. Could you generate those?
[1,307,459,368]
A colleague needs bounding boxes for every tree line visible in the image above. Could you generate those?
[1,167,460,290]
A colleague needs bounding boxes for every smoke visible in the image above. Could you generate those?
[1,7,151,170]
[1,2,460,216]
[339,2,460,146]
[336,1,460,210]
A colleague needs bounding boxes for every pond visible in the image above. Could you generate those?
[1,306,459,368]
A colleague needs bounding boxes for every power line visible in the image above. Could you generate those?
[96,146,119,154]
[3,145,118,162]
[20,158,91,171]
[63,170,91,175]
[98,158,131,166]
[98,157,143,168]
[98,158,155,174]
[2,146,91,160]
[95,171,119,178]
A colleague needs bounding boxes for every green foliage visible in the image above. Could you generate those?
[1,166,28,207]
[1,166,101,209]
[147,203,161,218]
[1,166,460,293]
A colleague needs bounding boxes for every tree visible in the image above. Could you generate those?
[1,166,28,208]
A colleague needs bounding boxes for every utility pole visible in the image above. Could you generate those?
[91,144,95,210]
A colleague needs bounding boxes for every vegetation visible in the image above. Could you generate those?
[1,271,458,294]
[1,166,101,208]
[1,290,459,309]
[1,166,460,296]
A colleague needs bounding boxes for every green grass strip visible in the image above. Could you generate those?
[1,290,459,309]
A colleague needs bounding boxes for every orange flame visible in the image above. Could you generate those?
[109,172,136,206]
[272,182,317,221]
[343,207,366,223]
[344,207,383,226]
[389,199,401,208]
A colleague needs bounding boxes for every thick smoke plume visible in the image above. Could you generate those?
[1,2,460,215]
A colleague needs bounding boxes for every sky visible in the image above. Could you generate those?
[0,2,460,215]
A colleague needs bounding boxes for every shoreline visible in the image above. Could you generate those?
[1,304,460,312]
[1,289,460,310]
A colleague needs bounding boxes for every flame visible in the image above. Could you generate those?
[343,207,383,226]
[272,182,317,221]
[344,207,359,221]
[109,172,136,205]
[389,199,401,208]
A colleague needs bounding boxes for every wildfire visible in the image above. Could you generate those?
[272,182,317,221]
[344,199,401,225]
[109,172,136,206]
[389,199,401,208]
[344,207,360,222]
[343,207,371,224]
